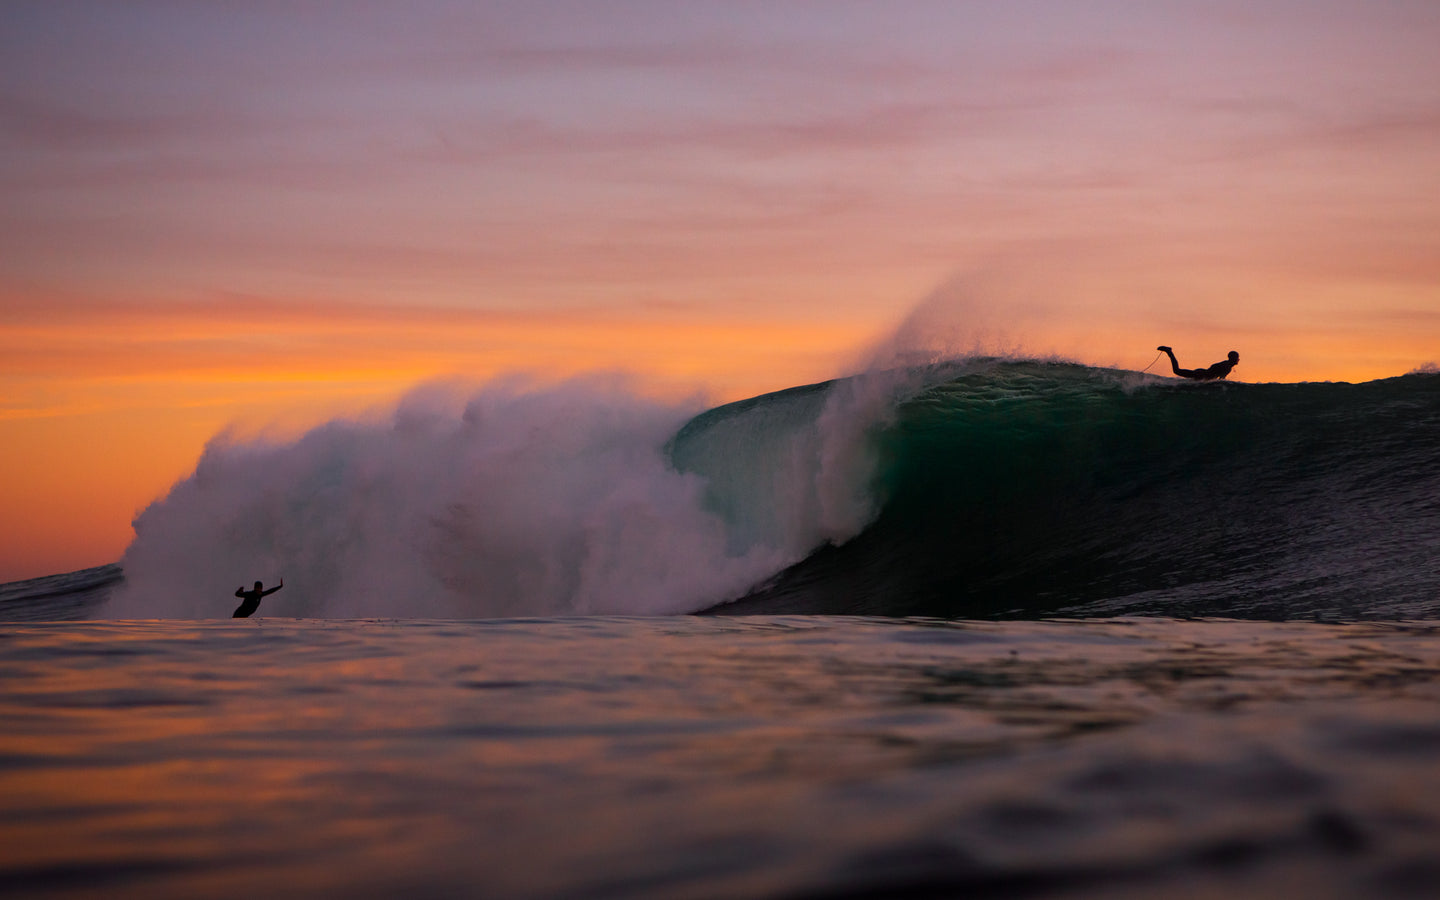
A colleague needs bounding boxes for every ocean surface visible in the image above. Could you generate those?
[3,361,1439,897]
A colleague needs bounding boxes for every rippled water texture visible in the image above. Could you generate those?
[3,617,1440,898]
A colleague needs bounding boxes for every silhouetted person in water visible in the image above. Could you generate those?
[1157,346,1239,381]
[233,579,282,618]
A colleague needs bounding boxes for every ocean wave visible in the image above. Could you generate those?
[703,362,1440,619]
[14,361,1438,621]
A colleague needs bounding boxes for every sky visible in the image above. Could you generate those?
[2,0,1439,581]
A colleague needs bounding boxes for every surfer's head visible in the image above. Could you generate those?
[254,581,264,590]
[1228,351,1239,363]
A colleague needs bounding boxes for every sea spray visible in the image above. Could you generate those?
[106,373,893,619]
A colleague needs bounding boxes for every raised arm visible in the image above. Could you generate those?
[236,586,246,598]
[262,579,284,596]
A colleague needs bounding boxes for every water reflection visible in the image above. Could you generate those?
[1,618,1438,897]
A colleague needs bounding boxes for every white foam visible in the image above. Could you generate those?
[105,373,894,619]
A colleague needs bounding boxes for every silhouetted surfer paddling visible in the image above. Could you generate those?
[1157,346,1239,381]
[233,579,282,618]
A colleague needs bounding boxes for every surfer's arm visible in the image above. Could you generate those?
[236,587,245,598]
[262,580,284,596]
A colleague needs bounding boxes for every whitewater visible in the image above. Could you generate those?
[84,366,885,618]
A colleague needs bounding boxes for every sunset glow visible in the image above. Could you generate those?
[3,1,1438,580]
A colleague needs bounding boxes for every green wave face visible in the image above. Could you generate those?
[685,362,1440,619]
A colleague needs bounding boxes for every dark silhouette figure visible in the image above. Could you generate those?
[233,579,283,618]
[1157,346,1239,381]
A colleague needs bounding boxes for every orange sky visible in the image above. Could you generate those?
[2,2,1438,581]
